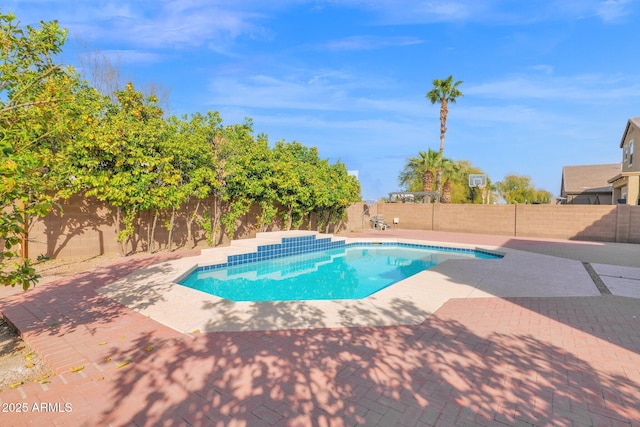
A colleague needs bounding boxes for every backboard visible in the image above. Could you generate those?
[468,174,487,188]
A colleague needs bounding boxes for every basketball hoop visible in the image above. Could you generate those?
[468,174,488,204]
[468,174,487,188]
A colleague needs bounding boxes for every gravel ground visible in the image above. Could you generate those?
[0,317,54,393]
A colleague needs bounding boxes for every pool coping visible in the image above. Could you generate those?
[96,231,603,333]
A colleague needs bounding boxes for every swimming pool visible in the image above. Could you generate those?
[179,243,502,302]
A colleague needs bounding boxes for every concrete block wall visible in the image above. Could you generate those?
[28,198,120,258]
[345,202,640,243]
[28,195,268,259]
[515,205,617,241]
[434,205,516,236]
[630,206,640,242]
[376,203,433,230]
[345,202,372,231]
[23,199,640,260]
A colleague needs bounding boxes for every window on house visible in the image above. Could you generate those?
[631,140,634,165]
[624,144,628,161]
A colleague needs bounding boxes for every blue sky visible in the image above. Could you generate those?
[6,1,639,201]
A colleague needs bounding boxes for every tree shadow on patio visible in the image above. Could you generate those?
[3,241,640,425]
[0,251,199,369]
[95,297,640,426]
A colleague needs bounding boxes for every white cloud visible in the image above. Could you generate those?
[356,0,482,24]
[458,104,557,126]
[465,74,640,102]
[207,68,640,145]
[306,70,352,85]
[8,0,269,49]
[9,0,637,55]
[529,64,554,75]
[208,71,421,115]
[321,35,424,51]
[98,49,164,65]
[596,0,633,22]
[209,74,343,111]
[323,0,637,25]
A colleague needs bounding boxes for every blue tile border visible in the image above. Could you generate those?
[189,236,503,278]
[344,242,503,259]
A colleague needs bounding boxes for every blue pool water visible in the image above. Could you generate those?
[179,243,501,302]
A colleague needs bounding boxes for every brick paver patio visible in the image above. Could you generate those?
[1,232,639,426]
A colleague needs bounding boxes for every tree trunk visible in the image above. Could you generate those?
[435,169,443,202]
[324,209,334,233]
[167,206,176,251]
[422,170,434,192]
[130,212,138,254]
[212,194,221,246]
[286,206,293,231]
[186,199,201,248]
[435,98,448,202]
[259,204,268,233]
[115,207,126,256]
[20,203,29,262]
[442,179,452,204]
[149,211,158,253]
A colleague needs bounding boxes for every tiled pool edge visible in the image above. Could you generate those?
[196,232,348,271]
[96,231,598,334]
[190,234,503,277]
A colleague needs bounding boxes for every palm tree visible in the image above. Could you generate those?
[422,170,434,192]
[426,75,463,201]
[440,159,460,204]
[398,148,440,194]
[441,179,452,203]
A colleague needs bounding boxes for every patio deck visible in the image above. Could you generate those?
[1,230,639,426]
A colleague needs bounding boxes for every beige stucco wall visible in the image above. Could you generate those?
[345,202,639,243]
[432,205,516,236]
[23,199,640,261]
[27,195,295,259]
[613,175,640,206]
[514,205,617,240]
[565,193,613,205]
[371,202,433,230]
[629,205,640,242]
[618,121,640,205]
[627,175,640,205]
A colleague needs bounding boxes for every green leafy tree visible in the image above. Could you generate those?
[1,10,364,272]
[313,162,360,232]
[271,141,315,230]
[73,82,171,254]
[145,144,184,253]
[232,131,274,233]
[445,160,492,204]
[269,141,359,231]
[497,174,552,204]
[399,153,494,204]
[0,11,83,288]
[219,119,270,239]
[426,75,463,201]
[250,138,278,233]
[166,111,221,247]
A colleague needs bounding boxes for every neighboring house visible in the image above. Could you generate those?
[609,117,640,205]
[560,163,621,204]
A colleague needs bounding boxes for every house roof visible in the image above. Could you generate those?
[619,117,640,148]
[561,163,621,194]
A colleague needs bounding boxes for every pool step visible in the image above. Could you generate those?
[200,231,347,266]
